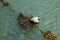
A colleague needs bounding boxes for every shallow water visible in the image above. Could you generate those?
[0,0,60,40]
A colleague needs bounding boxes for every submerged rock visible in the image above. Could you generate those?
[0,0,3,3]
[0,0,9,7]
[39,29,58,40]
[43,31,58,40]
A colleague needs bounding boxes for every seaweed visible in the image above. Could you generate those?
[17,13,39,32]
[39,29,58,40]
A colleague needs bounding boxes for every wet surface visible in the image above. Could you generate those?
[0,0,60,40]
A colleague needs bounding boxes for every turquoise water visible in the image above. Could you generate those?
[0,0,60,40]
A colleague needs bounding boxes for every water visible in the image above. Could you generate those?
[0,0,60,40]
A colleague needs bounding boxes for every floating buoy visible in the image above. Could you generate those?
[17,13,40,32]
[30,17,40,23]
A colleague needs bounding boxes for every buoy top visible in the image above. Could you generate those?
[30,17,40,23]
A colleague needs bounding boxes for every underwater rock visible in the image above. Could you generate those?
[39,29,58,40]
[43,31,58,40]
[0,0,9,7]
[3,2,9,6]
[0,0,3,3]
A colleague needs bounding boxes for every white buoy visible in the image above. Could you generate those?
[30,17,40,23]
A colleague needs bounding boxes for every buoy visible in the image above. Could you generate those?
[30,17,40,23]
